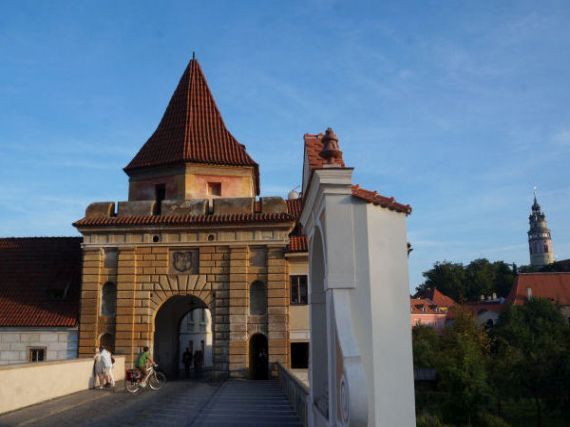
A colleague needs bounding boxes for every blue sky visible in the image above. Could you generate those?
[1,1,569,291]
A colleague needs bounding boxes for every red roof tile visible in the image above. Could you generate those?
[125,58,260,194]
[0,237,82,327]
[507,272,570,306]
[303,133,411,215]
[286,198,303,219]
[287,235,307,253]
[419,288,456,307]
[74,212,295,227]
[351,185,412,215]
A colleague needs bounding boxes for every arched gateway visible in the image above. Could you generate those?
[154,295,212,377]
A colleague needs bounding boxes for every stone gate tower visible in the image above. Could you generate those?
[74,57,300,378]
[528,192,555,267]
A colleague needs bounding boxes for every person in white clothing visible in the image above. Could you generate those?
[94,347,106,389]
[99,346,115,388]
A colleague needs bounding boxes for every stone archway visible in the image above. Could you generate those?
[153,294,209,378]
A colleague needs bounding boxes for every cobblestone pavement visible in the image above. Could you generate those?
[0,379,302,427]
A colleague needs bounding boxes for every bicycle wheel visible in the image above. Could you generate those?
[149,371,166,390]
[125,380,140,393]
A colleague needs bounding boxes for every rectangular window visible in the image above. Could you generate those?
[291,342,309,369]
[28,347,46,363]
[207,182,222,197]
[155,184,166,215]
[290,275,308,305]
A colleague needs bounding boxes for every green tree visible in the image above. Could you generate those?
[493,298,570,426]
[416,259,516,302]
[412,324,440,368]
[436,310,492,425]
[465,258,496,300]
[416,261,467,302]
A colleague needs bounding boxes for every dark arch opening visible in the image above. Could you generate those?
[101,282,117,317]
[249,333,268,380]
[154,295,208,378]
[249,281,266,315]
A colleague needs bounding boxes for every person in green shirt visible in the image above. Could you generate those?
[136,346,154,384]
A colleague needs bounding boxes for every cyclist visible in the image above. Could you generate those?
[136,346,155,385]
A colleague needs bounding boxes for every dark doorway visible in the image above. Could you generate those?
[249,333,268,380]
[291,342,309,369]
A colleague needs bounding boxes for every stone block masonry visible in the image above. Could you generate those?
[77,222,294,378]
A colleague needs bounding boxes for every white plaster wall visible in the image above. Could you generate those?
[352,202,416,427]
[0,356,125,414]
[0,328,78,366]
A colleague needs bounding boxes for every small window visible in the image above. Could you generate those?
[101,282,117,317]
[290,275,308,305]
[155,184,166,215]
[208,182,222,197]
[544,245,548,253]
[29,347,46,362]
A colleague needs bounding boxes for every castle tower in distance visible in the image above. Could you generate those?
[528,191,555,267]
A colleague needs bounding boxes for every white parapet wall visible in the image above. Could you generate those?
[0,356,125,414]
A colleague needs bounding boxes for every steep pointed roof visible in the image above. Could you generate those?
[125,58,260,193]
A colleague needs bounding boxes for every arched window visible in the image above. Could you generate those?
[250,281,266,315]
[101,282,117,317]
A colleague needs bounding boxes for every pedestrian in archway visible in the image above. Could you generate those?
[193,350,203,377]
[182,347,193,378]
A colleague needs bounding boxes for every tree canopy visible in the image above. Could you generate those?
[415,258,516,302]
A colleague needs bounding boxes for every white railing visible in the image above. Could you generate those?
[277,363,309,426]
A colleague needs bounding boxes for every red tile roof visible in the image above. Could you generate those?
[125,58,260,194]
[287,236,307,253]
[418,288,456,307]
[351,185,412,215]
[0,237,82,327]
[507,273,570,306]
[303,133,412,215]
[74,212,295,227]
[286,198,303,218]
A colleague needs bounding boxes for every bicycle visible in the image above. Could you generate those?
[125,364,167,393]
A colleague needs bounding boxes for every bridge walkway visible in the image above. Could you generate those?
[0,379,302,427]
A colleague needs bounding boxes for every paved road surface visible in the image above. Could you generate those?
[0,379,302,427]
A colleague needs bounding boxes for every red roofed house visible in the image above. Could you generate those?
[0,238,82,365]
[507,272,570,322]
[410,298,448,330]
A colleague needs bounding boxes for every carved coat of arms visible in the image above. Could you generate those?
[172,251,194,273]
